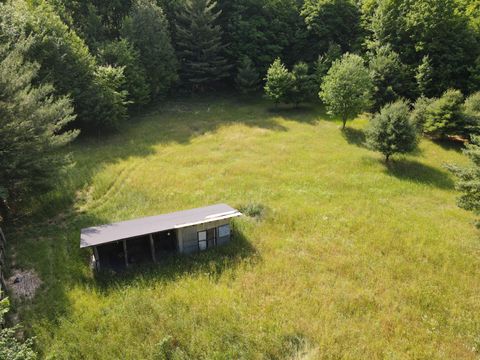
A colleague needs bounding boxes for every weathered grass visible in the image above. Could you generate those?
[6,95,480,359]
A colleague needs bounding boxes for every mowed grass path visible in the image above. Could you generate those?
[7,95,480,359]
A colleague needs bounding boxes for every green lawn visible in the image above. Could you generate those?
[7,95,480,359]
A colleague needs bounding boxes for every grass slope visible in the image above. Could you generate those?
[6,96,480,359]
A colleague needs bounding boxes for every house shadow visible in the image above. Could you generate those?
[384,159,455,190]
[93,226,259,291]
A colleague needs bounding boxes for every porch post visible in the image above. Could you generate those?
[93,246,100,271]
[149,234,156,263]
[123,239,128,267]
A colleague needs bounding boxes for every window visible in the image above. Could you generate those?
[218,224,230,238]
[198,230,207,251]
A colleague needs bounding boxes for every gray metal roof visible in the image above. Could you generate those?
[80,204,242,248]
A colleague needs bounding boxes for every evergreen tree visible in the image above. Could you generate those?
[235,56,260,94]
[410,96,435,132]
[290,62,316,107]
[264,58,294,106]
[122,0,178,99]
[320,53,373,129]
[0,0,127,132]
[366,100,418,162]
[176,0,231,90]
[423,89,466,139]
[416,55,434,98]
[447,136,480,227]
[0,40,77,219]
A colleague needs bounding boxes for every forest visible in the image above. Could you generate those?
[1,0,480,358]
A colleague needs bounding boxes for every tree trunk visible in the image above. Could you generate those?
[342,117,347,130]
[385,154,390,163]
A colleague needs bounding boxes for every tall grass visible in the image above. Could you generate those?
[6,96,480,359]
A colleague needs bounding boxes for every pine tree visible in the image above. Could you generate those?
[447,136,480,227]
[176,0,231,90]
[264,58,294,106]
[366,100,418,162]
[416,55,434,98]
[290,62,316,107]
[235,56,259,94]
[0,40,77,219]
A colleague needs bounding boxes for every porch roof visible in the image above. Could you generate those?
[80,204,242,248]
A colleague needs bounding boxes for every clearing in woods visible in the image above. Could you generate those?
[7,95,480,359]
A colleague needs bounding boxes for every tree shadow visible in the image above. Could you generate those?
[341,127,367,148]
[384,159,455,190]
[93,225,259,291]
[432,138,466,153]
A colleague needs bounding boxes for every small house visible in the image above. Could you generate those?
[80,204,242,271]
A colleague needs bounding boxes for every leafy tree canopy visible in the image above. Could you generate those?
[320,53,373,129]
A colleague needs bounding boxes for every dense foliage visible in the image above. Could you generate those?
[448,136,480,227]
[0,294,36,360]
[366,100,418,162]
[176,0,230,90]
[0,39,77,219]
[121,0,177,99]
[320,53,373,129]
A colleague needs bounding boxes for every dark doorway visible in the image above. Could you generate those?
[153,230,177,258]
[126,235,151,265]
[97,241,126,271]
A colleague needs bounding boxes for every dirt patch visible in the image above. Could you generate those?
[7,269,42,300]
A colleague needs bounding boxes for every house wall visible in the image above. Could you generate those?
[177,219,232,254]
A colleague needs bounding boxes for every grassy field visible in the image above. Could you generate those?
[6,95,480,359]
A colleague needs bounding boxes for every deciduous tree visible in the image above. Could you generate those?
[366,100,417,162]
[320,53,373,129]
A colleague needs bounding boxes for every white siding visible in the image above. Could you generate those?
[177,219,232,254]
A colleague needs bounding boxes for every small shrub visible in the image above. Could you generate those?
[366,100,418,162]
[239,203,267,220]
[423,89,465,139]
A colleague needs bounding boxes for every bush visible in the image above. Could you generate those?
[463,92,480,136]
[0,294,37,360]
[447,136,480,227]
[410,96,435,132]
[366,100,418,162]
[423,89,466,139]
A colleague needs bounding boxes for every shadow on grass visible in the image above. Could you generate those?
[93,226,258,291]
[384,159,454,189]
[342,127,367,148]
[432,138,466,153]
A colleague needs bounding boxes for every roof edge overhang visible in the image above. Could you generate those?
[80,211,242,249]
